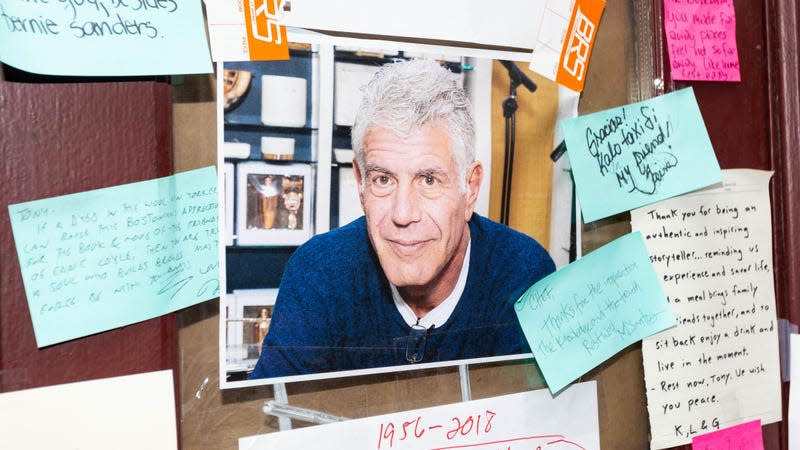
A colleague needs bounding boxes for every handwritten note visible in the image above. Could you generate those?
[632,170,781,450]
[515,232,676,393]
[8,167,219,347]
[240,382,599,449]
[692,420,763,450]
[0,370,177,450]
[0,0,211,76]
[563,88,722,222]
[664,0,741,82]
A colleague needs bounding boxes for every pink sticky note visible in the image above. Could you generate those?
[663,0,741,82]
[691,419,764,450]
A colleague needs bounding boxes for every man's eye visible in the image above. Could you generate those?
[375,175,390,185]
[422,175,436,186]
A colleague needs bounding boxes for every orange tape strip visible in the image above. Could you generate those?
[243,0,289,61]
[556,0,605,92]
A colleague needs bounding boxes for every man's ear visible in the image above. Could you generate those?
[464,161,483,221]
[352,158,366,209]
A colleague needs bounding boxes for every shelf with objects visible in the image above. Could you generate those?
[220,43,321,380]
[218,31,528,386]
[222,43,320,246]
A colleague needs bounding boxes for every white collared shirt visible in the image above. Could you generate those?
[391,242,471,328]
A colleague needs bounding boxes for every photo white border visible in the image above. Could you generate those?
[218,32,574,389]
[223,162,235,246]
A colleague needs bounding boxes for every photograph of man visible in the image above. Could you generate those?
[250,59,555,379]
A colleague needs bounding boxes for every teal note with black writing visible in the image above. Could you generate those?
[562,88,721,223]
[0,0,211,76]
[8,167,219,347]
[515,232,676,393]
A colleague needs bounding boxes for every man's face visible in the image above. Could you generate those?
[354,124,482,292]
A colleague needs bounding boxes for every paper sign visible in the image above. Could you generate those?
[692,420,763,450]
[205,0,289,61]
[0,370,177,450]
[633,170,781,450]
[240,382,599,449]
[790,334,800,450]
[562,88,722,222]
[664,0,741,82]
[8,167,220,347]
[515,232,676,393]
[0,0,211,76]
[529,0,606,92]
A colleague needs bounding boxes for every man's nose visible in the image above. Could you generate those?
[391,182,422,226]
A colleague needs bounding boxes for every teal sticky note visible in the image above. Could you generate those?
[562,88,722,223]
[0,0,211,76]
[8,167,219,347]
[515,232,676,393]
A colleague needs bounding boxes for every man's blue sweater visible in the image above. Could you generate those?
[250,214,555,379]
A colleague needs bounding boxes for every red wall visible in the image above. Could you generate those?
[0,78,178,391]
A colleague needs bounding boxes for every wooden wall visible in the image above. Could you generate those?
[0,76,179,409]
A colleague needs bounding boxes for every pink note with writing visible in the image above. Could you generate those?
[663,0,741,82]
[692,419,763,450]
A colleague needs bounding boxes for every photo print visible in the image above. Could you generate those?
[218,31,575,388]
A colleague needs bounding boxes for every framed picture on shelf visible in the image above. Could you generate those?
[235,161,314,246]
[223,162,235,246]
[224,289,279,378]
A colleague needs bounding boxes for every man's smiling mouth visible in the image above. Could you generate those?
[388,239,430,256]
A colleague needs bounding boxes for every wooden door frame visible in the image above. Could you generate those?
[766,1,800,447]
[648,0,799,448]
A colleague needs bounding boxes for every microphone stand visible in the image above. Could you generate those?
[499,61,536,225]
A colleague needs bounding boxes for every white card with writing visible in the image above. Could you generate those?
[240,382,599,450]
[632,169,781,449]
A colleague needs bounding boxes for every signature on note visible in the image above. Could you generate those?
[586,106,678,196]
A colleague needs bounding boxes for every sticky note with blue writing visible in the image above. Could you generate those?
[562,88,721,223]
[8,167,219,347]
[515,231,676,393]
[0,0,212,76]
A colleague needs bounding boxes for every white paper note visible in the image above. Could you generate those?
[0,370,177,450]
[632,169,781,449]
[240,382,599,450]
[278,0,546,50]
